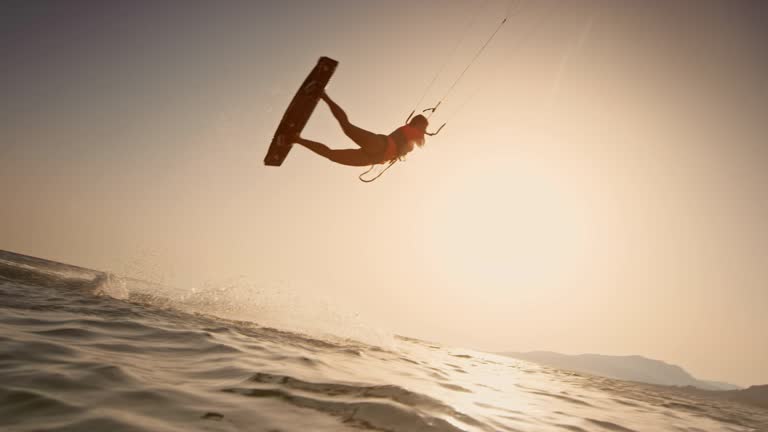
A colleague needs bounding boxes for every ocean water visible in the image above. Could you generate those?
[1,251,766,432]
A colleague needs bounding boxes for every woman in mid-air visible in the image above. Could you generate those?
[291,92,428,167]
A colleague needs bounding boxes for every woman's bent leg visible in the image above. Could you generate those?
[295,138,373,167]
[321,93,384,153]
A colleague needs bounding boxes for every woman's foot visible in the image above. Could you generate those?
[287,132,303,145]
[276,132,300,148]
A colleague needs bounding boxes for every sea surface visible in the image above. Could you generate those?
[1,250,766,432]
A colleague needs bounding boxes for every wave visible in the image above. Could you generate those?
[1,250,767,432]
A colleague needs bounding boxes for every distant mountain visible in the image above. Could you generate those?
[722,385,768,409]
[656,384,768,411]
[500,351,741,391]
[700,379,744,392]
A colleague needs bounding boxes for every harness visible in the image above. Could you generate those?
[358,125,424,183]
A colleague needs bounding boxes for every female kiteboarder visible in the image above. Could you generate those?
[291,92,429,167]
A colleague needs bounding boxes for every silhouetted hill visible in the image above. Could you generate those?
[641,383,768,411]
[500,351,741,391]
[721,385,768,409]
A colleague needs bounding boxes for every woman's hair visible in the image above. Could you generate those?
[409,114,429,131]
[407,114,428,147]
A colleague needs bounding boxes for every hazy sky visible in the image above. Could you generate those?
[2,1,767,386]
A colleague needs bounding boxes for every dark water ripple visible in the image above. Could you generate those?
[1,261,767,431]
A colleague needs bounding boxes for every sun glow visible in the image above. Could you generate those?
[422,154,593,291]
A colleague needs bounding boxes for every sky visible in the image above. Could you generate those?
[1,0,767,386]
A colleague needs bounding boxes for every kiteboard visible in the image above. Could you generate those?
[264,56,339,166]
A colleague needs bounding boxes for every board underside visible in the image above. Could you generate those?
[264,57,339,166]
